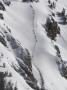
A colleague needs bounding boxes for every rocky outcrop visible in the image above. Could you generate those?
[0,69,17,90]
[3,0,11,6]
[0,26,45,90]
[54,45,67,79]
[22,0,39,3]
[0,2,5,11]
[43,17,60,40]
[56,8,67,24]
[0,35,7,47]
[0,13,4,20]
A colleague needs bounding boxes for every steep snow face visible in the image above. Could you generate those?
[0,24,42,90]
[31,0,67,90]
[0,26,34,90]
[0,0,67,90]
[0,1,43,90]
[0,38,33,90]
[3,2,35,56]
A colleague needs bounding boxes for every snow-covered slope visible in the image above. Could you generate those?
[31,0,67,90]
[0,0,67,90]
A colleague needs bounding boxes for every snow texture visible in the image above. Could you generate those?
[0,0,67,90]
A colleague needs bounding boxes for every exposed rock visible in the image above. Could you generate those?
[57,60,67,79]
[55,45,67,79]
[0,13,4,20]
[22,0,39,3]
[4,32,41,90]
[57,8,65,17]
[0,35,7,47]
[48,1,56,9]
[5,33,32,72]
[3,0,11,6]
[22,0,33,2]
[43,17,60,40]
[0,70,17,90]
[0,2,5,11]
[56,8,67,24]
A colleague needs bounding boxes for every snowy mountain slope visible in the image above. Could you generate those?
[0,22,41,90]
[0,0,67,90]
[0,1,42,90]
[31,0,67,90]
[27,0,67,90]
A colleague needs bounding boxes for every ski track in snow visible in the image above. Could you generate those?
[0,0,67,90]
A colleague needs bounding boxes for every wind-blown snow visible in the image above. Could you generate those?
[0,0,67,90]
